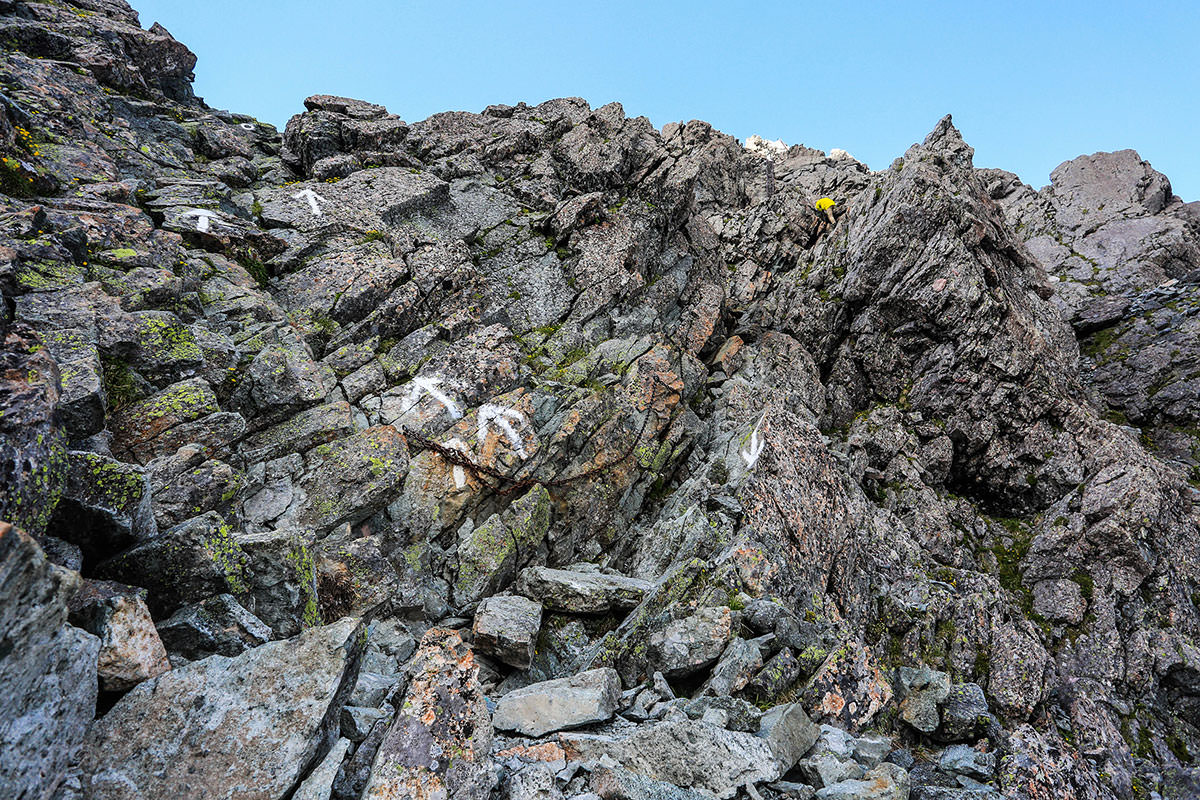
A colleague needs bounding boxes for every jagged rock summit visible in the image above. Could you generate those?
[1,2,1199,800]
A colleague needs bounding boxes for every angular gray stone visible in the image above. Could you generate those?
[0,523,100,800]
[648,607,733,678]
[294,737,353,800]
[1031,579,1086,625]
[455,485,551,605]
[938,744,996,781]
[341,705,389,742]
[898,665,951,734]
[937,683,989,742]
[563,718,782,800]
[473,594,543,669]
[588,763,711,800]
[814,763,910,800]
[757,702,821,774]
[155,593,272,660]
[47,450,156,565]
[79,617,364,800]
[514,566,654,613]
[701,636,763,697]
[494,667,622,737]
[797,752,865,789]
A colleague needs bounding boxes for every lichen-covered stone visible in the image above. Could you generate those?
[95,511,249,617]
[47,450,156,566]
[362,628,494,800]
[454,484,551,605]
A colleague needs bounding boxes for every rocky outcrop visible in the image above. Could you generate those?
[1,1,1199,798]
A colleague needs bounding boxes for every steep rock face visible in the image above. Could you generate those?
[0,1,1199,799]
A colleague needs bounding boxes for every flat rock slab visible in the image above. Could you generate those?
[473,594,543,669]
[515,566,653,613]
[494,667,622,737]
[561,718,781,800]
[79,617,364,800]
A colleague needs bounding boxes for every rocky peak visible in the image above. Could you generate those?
[0,2,1199,800]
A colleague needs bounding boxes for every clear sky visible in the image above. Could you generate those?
[134,0,1198,200]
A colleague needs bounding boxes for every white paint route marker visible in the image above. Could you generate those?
[740,412,767,468]
[182,208,218,233]
[445,438,470,488]
[401,377,462,420]
[292,187,328,216]
[477,404,529,459]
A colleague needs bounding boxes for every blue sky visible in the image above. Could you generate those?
[135,0,1198,200]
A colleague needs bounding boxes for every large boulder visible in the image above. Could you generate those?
[0,522,100,800]
[78,617,365,800]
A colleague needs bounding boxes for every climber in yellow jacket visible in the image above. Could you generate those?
[815,196,837,226]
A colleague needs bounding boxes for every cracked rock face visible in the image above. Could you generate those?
[1,1,1199,799]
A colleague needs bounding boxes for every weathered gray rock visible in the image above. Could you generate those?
[361,628,494,800]
[562,718,782,800]
[937,683,989,742]
[94,512,249,617]
[0,522,100,800]
[938,745,996,781]
[294,737,353,800]
[757,703,821,774]
[155,593,272,660]
[588,763,711,800]
[68,579,170,691]
[514,566,654,613]
[814,763,910,800]
[797,753,865,789]
[1031,579,1086,625]
[648,607,734,678]
[494,667,622,737]
[79,617,364,800]
[898,666,951,735]
[473,594,543,669]
[745,647,804,704]
[700,636,763,697]
[455,484,551,605]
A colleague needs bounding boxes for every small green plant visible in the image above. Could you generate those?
[100,357,141,412]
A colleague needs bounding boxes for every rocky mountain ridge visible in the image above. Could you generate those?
[0,2,1198,800]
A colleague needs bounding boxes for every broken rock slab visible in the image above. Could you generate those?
[494,667,623,737]
[362,628,494,800]
[78,616,365,800]
[648,606,734,678]
[515,565,654,613]
[474,593,543,669]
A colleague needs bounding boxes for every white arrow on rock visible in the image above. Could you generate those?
[400,376,462,420]
[181,208,218,233]
[740,412,767,468]
[292,187,328,216]
[477,404,529,459]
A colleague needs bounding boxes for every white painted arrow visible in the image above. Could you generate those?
[477,404,528,459]
[181,208,218,232]
[401,376,462,420]
[445,437,469,489]
[292,187,328,216]
[740,412,767,468]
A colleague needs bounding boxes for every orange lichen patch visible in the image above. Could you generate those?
[817,690,847,717]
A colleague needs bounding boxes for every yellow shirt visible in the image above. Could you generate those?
[815,197,836,211]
